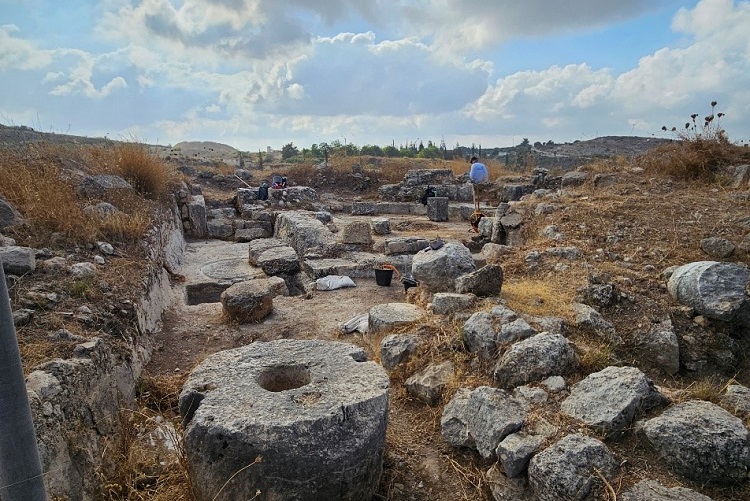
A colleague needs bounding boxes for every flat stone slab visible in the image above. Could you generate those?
[179,339,389,501]
[181,241,265,304]
[302,253,412,279]
[369,302,425,332]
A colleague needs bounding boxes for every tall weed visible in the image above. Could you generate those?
[114,143,178,200]
[641,101,750,182]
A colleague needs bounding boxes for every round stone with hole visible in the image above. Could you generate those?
[179,339,389,501]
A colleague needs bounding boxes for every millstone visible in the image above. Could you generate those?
[179,339,389,501]
[200,257,258,281]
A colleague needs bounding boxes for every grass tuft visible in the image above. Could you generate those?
[113,143,179,200]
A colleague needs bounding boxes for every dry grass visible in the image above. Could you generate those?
[0,143,167,249]
[97,409,195,501]
[575,338,619,373]
[637,137,750,182]
[98,372,193,500]
[674,376,727,405]
[111,143,180,200]
[501,278,581,320]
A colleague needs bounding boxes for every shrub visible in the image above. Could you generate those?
[640,101,750,182]
[0,151,89,242]
[113,143,178,200]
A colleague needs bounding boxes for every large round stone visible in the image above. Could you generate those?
[179,339,389,501]
[667,261,750,321]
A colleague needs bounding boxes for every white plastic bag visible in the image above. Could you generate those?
[340,313,369,334]
[316,275,356,291]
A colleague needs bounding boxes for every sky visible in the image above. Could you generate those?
[1,0,748,152]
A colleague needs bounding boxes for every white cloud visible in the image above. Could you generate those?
[469,64,613,122]
[42,71,65,83]
[3,0,750,150]
[613,0,750,116]
[0,24,54,70]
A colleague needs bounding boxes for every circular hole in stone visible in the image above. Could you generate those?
[257,365,311,392]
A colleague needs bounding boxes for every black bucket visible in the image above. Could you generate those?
[374,267,393,286]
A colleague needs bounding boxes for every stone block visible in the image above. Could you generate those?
[351,201,376,215]
[370,218,391,235]
[427,197,449,222]
[179,339,388,501]
[220,280,274,323]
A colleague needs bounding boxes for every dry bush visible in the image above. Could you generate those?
[95,210,154,246]
[98,409,195,501]
[112,143,179,200]
[637,138,750,182]
[579,155,636,174]
[576,339,619,373]
[640,102,750,182]
[0,158,89,239]
[676,376,727,404]
[137,373,188,415]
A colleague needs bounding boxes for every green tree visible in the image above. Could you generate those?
[417,144,441,159]
[383,145,400,157]
[361,144,383,156]
[281,142,299,160]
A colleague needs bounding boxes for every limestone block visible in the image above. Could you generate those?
[370,218,391,235]
[341,220,373,245]
[412,242,475,292]
[667,261,750,321]
[0,196,23,228]
[248,238,288,265]
[0,245,36,275]
[455,264,503,297]
[257,246,300,275]
[405,361,454,405]
[369,303,424,333]
[220,280,274,322]
[427,196,449,222]
[234,227,269,243]
[187,195,208,238]
[431,292,476,316]
[380,334,420,370]
[206,218,234,239]
[352,201,376,215]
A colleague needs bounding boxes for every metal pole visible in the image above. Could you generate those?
[0,263,48,500]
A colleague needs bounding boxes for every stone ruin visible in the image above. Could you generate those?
[10,163,750,500]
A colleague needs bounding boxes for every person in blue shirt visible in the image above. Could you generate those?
[469,156,489,211]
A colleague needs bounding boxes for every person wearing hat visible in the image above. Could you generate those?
[468,156,489,211]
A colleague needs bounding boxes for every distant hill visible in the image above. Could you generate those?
[0,124,117,146]
[535,136,672,159]
[0,125,671,169]
[172,141,238,156]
